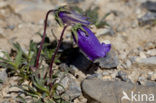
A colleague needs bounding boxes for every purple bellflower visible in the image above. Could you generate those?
[54,6,90,26]
[35,6,91,69]
[72,24,111,61]
[34,6,111,92]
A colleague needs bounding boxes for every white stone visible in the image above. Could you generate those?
[146,49,156,56]
[139,51,146,58]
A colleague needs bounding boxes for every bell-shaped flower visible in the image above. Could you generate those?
[54,6,90,26]
[72,24,111,61]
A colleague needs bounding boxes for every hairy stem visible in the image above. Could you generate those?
[49,25,68,78]
[35,10,54,69]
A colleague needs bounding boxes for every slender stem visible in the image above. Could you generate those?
[35,10,54,69]
[49,25,68,78]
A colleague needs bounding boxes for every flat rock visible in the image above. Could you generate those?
[138,12,156,26]
[134,56,156,70]
[94,50,119,69]
[82,78,156,103]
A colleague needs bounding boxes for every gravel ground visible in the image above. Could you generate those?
[0,0,156,103]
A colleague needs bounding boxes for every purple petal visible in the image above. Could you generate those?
[102,43,111,53]
[75,26,111,61]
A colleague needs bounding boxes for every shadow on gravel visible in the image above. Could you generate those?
[59,46,98,75]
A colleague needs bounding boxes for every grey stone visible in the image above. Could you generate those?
[117,71,131,82]
[126,60,132,68]
[82,78,156,103]
[146,49,156,56]
[142,1,156,12]
[144,80,156,86]
[134,56,156,70]
[66,0,84,3]
[144,41,156,50]
[0,69,7,82]
[94,51,119,69]
[57,73,81,101]
[65,83,82,100]
[69,65,79,76]
[138,76,156,86]
[138,12,156,26]
[0,69,8,87]
[102,71,110,76]
[59,63,69,72]
[138,76,147,85]
[86,73,103,79]
[96,27,114,37]
[6,25,15,30]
